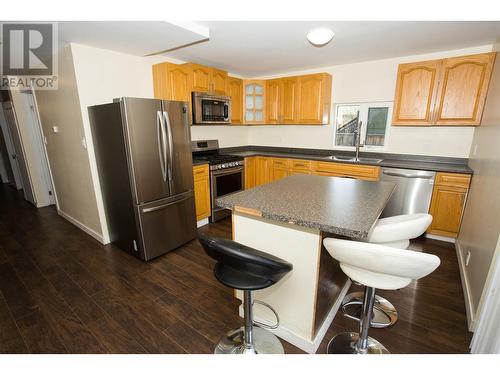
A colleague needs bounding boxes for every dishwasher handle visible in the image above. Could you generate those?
[382,170,435,179]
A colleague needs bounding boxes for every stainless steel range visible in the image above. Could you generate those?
[192,140,244,222]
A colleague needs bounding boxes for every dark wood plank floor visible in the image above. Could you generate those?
[0,184,472,354]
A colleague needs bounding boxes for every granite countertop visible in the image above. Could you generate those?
[221,148,473,174]
[216,174,396,239]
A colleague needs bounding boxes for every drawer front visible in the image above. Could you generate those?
[272,158,291,168]
[435,172,471,188]
[313,162,380,180]
[291,159,312,171]
[193,164,209,180]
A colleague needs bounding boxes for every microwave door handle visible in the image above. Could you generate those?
[223,103,229,121]
[156,111,167,182]
[163,111,174,185]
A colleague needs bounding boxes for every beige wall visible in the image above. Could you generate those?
[35,44,103,239]
[457,43,500,329]
[246,45,493,157]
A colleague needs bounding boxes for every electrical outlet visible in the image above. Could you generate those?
[52,125,59,133]
[81,137,87,150]
[466,251,471,266]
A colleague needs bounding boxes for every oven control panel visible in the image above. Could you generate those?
[211,160,244,170]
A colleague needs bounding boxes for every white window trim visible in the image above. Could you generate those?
[333,101,393,151]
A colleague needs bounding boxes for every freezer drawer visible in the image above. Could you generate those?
[137,192,197,260]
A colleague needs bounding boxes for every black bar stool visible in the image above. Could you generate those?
[199,235,293,354]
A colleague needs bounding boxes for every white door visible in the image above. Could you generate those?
[22,91,56,206]
[0,107,23,189]
[2,102,35,204]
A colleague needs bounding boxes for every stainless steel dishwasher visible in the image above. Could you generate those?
[379,167,436,218]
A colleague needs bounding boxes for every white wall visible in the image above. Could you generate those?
[457,42,500,329]
[246,45,493,157]
[35,44,103,240]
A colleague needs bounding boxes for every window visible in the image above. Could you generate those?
[334,102,392,149]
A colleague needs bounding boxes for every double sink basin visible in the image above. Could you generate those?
[322,155,383,164]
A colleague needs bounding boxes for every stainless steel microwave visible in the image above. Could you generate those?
[192,92,231,125]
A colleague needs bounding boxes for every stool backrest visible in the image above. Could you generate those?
[199,235,293,283]
[368,214,433,244]
[323,238,440,290]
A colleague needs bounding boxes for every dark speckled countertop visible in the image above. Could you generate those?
[218,146,473,174]
[216,174,396,239]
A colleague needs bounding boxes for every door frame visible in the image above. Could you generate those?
[0,104,24,190]
[470,235,500,353]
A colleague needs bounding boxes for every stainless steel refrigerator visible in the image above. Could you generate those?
[89,97,197,261]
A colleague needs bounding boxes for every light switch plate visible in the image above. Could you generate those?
[52,126,59,133]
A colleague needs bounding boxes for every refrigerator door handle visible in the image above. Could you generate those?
[156,111,167,182]
[163,111,174,184]
[141,194,192,213]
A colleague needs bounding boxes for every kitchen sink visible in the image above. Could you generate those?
[323,155,383,164]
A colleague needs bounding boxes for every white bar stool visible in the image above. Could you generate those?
[323,238,440,354]
[341,214,433,328]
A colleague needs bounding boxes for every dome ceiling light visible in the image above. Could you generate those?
[306,28,335,47]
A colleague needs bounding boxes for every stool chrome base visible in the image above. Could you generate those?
[327,332,389,354]
[215,326,284,354]
[342,292,397,328]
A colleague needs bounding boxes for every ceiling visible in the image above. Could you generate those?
[58,21,209,56]
[165,21,500,77]
[56,21,500,77]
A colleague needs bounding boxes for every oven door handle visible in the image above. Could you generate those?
[211,166,244,176]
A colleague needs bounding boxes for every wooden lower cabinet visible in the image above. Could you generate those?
[192,164,211,221]
[255,156,272,185]
[244,157,257,189]
[428,172,471,238]
[312,161,380,181]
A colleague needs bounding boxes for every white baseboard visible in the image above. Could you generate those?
[239,279,351,354]
[57,209,105,244]
[455,239,476,331]
[197,218,209,228]
[425,233,456,243]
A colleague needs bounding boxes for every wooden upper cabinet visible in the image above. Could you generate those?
[266,79,281,124]
[189,64,211,93]
[434,53,496,126]
[392,60,441,126]
[281,77,299,124]
[152,62,191,102]
[228,77,243,125]
[297,73,332,125]
[392,52,496,127]
[244,80,266,124]
[211,68,228,95]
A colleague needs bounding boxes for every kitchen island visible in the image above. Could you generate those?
[216,174,396,353]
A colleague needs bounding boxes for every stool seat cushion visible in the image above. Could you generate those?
[199,235,293,291]
[323,238,440,290]
[214,263,274,290]
[368,214,432,246]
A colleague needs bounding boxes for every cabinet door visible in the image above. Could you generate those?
[193,165,211,221]
[392,60,441,126]
[244,157,256,189]
[228,77,243,125]
[428,185,467,237]
[244,80,266,124]
[266,79,281,124]
[271,166,289,182]
[211,68,228,95]
[190,64,211,93]
[434,52,496,126]
[255,157,271,186]
[297,73,331,125]
[168,65,191,102]
[152,63,171,99]
[281,77,299,124]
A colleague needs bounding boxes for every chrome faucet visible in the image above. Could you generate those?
[354,120,364,161]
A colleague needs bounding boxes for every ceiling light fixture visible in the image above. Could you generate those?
[306,28,335,47]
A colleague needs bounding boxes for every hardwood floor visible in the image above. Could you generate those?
[0,184,472,354]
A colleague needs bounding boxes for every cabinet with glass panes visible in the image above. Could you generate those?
[243,80,266,124]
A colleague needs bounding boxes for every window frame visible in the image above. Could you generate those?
[333,101,393,151]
